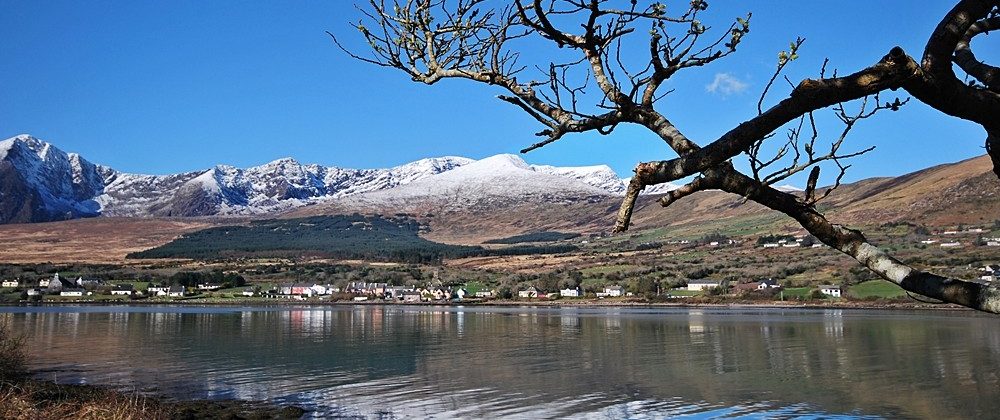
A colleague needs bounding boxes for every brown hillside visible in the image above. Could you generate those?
[0,218,214,264]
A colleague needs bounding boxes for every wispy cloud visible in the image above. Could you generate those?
[705,73,749,96]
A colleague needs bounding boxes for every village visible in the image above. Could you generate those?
[6,269,988,304]
[2,224,998,305]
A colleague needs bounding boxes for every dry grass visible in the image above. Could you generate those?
[0,217,214,264]
[0,321,26,383]
[0,382,167,420]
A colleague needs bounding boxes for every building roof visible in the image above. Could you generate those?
[168,286,185,293]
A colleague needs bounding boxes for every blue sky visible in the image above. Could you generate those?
[1,1,994,186]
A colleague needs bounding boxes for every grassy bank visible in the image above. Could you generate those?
[0,380,306,420]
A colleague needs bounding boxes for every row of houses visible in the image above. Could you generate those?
[269,282,469,302]
[921,236,1000,247]
[517,287,591,299]
[3,273,104,291]
[4,274,191,298]
[687,278,842,297]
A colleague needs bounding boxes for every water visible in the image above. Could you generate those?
[6,305,1000,419]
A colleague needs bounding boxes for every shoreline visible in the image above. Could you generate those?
[2,297,969,312]
[2,377,307,420]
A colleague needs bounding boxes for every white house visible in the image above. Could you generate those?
[559,288,582,298]
[474,290,495,298]
[1,280,19,288]
[687,279,721,291]
[819,285,842,298]
[26,288,42,296]
[310,284,331,296]
[920,239,937,244]
[604,285,624,297]
[148,285,170,296]
[38,278,50,287]
[782,242,801,248]
[762,243,780,248]
[401,291,422,303]
[988,241,1000,247]
[758,279,781,289]
[60,289,85,297]
[941,242,962,248]
[518,287,539,299]
[110,285,134,296]
[242,288,257,297]
[197,283,223,291]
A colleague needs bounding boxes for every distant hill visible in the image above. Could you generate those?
[128,214,578,262]
[293,154,1000,243]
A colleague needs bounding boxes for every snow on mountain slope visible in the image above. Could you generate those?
[93,155,478,217]
[775,184,804,193]
[3,135,676,223]
[0,135,104,223]
[532,163,626,194]
[347,154,612,210]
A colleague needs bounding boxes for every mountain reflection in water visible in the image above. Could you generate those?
[6,305,1000,419]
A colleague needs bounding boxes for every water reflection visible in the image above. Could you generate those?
[6,305,1000,419]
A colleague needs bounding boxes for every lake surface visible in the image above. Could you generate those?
[6,305,1000,419]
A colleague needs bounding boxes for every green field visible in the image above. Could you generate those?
[668,289,702,297]
[847,281,907,299]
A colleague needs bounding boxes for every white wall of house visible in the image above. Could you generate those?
[687,282,719,291]
[560,289,581,297]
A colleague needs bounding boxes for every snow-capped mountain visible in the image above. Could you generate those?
[0,135,706,224]
[0,135,105,223]
[346,154,613,210]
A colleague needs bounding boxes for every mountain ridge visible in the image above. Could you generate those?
[2,135,661,223]
[3,135,996,239]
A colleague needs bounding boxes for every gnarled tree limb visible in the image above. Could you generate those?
[342,0,1000,314]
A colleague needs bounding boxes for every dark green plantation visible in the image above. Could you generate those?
[127,215,577,263]
[484,231,582,244]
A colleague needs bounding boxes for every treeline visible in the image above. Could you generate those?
[484,231,581,244]
[127,215,578,263]
[168,270,246,288]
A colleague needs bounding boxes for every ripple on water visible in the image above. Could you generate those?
[12,305,1000,419]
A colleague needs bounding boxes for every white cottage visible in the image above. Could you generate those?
[819,285,842,298]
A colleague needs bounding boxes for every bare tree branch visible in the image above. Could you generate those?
[340,0,1000,314]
